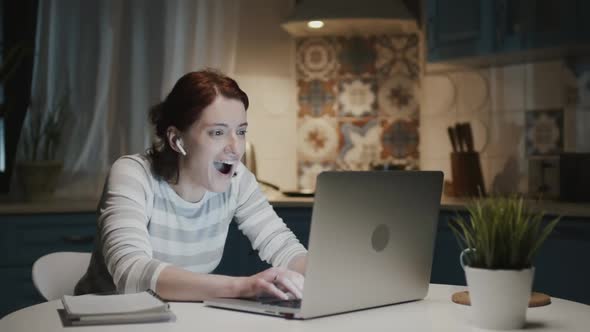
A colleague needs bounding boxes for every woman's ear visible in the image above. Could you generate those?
[166,127,186,156]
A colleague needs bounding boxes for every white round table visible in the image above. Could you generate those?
[2,284,589,331]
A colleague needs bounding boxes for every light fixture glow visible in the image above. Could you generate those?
[307,20,324,29]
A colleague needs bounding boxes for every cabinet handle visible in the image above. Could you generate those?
[62,235,94,244]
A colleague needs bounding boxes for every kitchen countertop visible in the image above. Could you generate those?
[265,189,590,219]
[0,189,588,218]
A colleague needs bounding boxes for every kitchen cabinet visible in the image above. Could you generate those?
[214,207,312,277]
[1,206,589,317]
[433,210,590,305]
[427,0,585,62]
[426,0,494,61]
[519,0,578,49]
[0,208,312,318]
[532,217,590,305]
[0,213,96,317]
[219,207,590,305]
[578,0,590,41]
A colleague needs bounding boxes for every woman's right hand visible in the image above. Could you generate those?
[239,267,304,300]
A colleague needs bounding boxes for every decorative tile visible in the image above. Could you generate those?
[377,75,419,120]
[298,80,337,117]
[297,116,340,162]
[298,162,334,191]
[337,118,383,170]
[337,36,376,78]
[381,119,419,160]
[375,34,419,80]
[525,109,564,156]
[296,38,340,81]
[337,78,377,118]
[295,34,420,189]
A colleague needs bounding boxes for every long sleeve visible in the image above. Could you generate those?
[98,156,168,293]
[233,169,307,268]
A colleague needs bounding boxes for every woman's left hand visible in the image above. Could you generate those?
[240,267,304,300]
[271,267,304,299]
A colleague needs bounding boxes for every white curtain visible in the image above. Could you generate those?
[19,0,240,198]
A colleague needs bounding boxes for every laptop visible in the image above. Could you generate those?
[204,170,443,319]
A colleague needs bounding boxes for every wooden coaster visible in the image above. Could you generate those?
[452,291,551,307]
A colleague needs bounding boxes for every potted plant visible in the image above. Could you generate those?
[450,196,560,330]
[17,94,69,201]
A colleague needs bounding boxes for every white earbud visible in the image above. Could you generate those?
[176,139,187,156]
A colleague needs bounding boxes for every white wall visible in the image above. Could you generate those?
[420,60,589,195]
[233,0,298,190]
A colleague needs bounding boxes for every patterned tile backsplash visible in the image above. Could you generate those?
[292,35,589,194]
[295,34,420,190]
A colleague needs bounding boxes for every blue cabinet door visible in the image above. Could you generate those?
[532,217,590,305]
[427,0,494,61]
[489,0,580,53]
[214,207,312,277]
[523,0,578,49]
[430,211,466,285]
[434,211,590,305]
[428,0,586,62]
[0,268,44,318]
[493,0,527,52]
[0,213,96,318]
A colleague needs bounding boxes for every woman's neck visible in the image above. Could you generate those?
[169,176,206,203]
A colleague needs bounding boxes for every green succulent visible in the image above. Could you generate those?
[450,196,560,270]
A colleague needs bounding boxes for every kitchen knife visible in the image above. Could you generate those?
[464,122,474,152]
[448,126,458,152]
[455,122,467,152]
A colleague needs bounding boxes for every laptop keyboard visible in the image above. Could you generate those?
[260,298,302,309]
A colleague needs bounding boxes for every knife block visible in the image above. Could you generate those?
[450,152,486,197]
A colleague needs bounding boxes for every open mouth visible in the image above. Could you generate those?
[213,160,235,175]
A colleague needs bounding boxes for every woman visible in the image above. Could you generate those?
[75,70,307,301]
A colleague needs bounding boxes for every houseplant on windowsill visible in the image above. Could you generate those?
[450,196,559,330]
[17,94,69,201]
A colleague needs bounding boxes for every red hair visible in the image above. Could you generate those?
[147,69,249,182]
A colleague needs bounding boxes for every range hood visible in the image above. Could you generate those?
[281,0,418,37]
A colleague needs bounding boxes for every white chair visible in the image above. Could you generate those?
[32,251,91,301]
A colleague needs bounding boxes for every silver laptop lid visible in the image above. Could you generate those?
[299,171,443,319]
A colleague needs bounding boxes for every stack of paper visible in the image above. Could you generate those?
[61,290,174,326]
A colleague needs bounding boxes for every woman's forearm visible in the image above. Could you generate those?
[155,265,248,301]
[287,254,308,275]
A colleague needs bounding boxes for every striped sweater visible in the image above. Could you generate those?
[75,154,307,294]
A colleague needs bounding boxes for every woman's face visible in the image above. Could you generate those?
[180,95,247,193]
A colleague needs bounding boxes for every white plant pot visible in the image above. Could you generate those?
[465,266,535,330]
